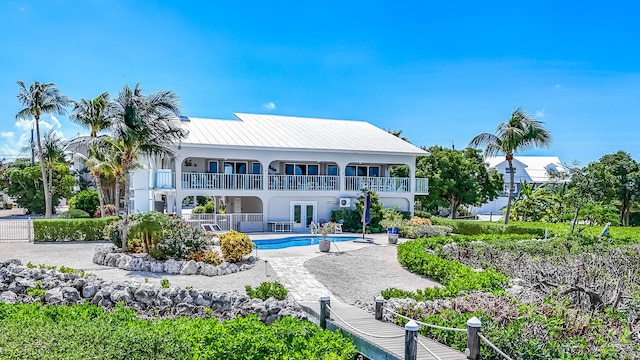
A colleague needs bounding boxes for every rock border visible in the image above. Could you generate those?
[0,259,308,324]
[92,244,256,276]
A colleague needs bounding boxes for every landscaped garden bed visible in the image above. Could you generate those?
[362,220,640,359]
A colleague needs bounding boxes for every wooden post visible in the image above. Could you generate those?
[375,295,384,320]
[404,320,419,360]
[320,294,331,329]
[466,316,482,360]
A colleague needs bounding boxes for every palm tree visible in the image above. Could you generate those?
[16,81,70,218]
[110,83,187,250]
[41,130,68,198]
[69,92,113,216]
[70,92,112,137]
[469,108,552,224]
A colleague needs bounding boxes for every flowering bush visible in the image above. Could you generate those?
[321,222,336,239]
[187,250,222,265]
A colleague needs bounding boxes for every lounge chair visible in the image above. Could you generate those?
[200,224,226,244]
[334,219,344,234]
[310,221,319,235]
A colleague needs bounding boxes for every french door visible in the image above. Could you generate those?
[290,201,317,230]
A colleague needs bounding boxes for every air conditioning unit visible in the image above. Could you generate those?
[339,198,351,207]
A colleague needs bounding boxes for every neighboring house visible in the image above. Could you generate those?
[473,156,565,215]
[131,113,429,232]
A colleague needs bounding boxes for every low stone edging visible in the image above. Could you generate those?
[92,244,256,276]
[0,259,308,323]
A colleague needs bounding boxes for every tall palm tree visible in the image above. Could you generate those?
[41,130,68,198]
[469,108,552,224]
[110,83,187,250]
[69,92,112,137]
[16,81,70,218]
[69,92,113,216]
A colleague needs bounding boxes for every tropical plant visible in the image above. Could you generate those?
[15,81,70,218]
[469,108,552,224]
[128,211,165,253]
[245,282,289,300]
[109,83,187,250]
[219,230,254,262]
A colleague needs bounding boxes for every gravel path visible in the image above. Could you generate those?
[304,244,440,303]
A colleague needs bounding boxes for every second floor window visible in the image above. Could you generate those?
[347,165,380,177]
[285,163,319,175]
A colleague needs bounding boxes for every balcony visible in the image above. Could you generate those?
[181,173,262,190]
[415,178,429,194]
[346,176,411,192]
[268,175,339,191]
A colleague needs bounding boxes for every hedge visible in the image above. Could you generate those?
[431,218,546,236]
[382,238,509,301]
[34,217,119,242]
[0,303,357,359]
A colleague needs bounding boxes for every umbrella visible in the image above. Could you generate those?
[361,191,371,239]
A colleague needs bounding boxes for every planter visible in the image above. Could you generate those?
[319,239,331,252]
[387,227,399,244]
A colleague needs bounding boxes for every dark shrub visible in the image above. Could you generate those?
[69,190,100,217]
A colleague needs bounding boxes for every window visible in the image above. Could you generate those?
[252,162,261,174]
[327,165,338,176]
[208,161,218,173]
[284,163,319,176]
[223,161,247,174]
[347,165,380,177]
[506,167,517,174]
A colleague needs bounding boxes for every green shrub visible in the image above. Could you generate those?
[219,230,254,262]
[431,218,545,236]
[383,238,509,301]
[34,217,119,242]
[187,250,222,265]
[0,303,357,359]
[245,282,289,300]
[160,278,170,288]
[400,224,452,239]
[330,208,362,232]
[414,210,432,218]
[192,202,216,214]
[58,208,91,219]
[69,189,100,217]
[152,216,209,260]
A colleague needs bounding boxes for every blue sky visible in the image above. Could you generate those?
[1,1,639,166]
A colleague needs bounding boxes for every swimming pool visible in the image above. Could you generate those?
[253,236,363,250]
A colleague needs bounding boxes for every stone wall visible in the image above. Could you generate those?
[0,259,308,324]
[93,244,256,276]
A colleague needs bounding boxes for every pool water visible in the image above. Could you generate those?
[254,236,362,250]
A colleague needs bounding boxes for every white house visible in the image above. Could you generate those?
[473,156,565,215]
[131,113,429,232]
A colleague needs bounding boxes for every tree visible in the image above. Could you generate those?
[70,92,112,137]
[417,146,503,219]
[69,92,113,216]
[5,162,75,214]
[16,81,70,218]
[469,108,552,224]
[109,83,187,250]
[584,151,640,226]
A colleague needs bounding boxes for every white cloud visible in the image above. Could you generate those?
[0,132,14,139]
[554,84,561,88]
[535,108,546,118]
[263,102,276,111]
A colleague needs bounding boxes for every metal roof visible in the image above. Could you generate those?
[485,156,565,183]
[179,113,428,155]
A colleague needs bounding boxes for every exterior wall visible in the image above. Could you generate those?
[130,145,420,227]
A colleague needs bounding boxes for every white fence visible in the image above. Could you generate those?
[0,219,33,242]
[181,213,263,231]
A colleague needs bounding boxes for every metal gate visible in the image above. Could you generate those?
[0,219,33,242]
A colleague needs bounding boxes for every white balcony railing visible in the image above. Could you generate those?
[181,213,263,231]
[415,178,429,194]
[268,175,339,191]
[181,173,262,190]
[345,176,411,192]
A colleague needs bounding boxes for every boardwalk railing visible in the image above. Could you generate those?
[181,213,263,231]
[0,219,33,242]
[319,295,513,360]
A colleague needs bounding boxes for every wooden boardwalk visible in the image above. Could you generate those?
[301,301,466,360]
